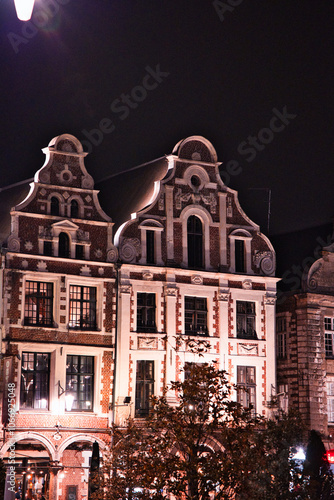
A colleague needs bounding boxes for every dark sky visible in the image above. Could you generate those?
[1,0,334,244]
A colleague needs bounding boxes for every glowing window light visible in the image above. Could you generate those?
[327,449,334,464]
[14,0,35,21]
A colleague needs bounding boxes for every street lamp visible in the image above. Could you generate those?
[58,381,75,412]
[14,0,35,21]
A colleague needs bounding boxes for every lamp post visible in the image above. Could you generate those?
[14,0,35,21]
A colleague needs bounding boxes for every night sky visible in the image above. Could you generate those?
[1,1,334,276]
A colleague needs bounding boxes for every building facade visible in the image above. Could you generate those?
[0,134,279,499]
[276,239,334,452]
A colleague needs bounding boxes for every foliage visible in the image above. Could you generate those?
[0,458,6,500]
[96,363,315,500]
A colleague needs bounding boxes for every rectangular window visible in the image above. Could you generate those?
[278,383,288,412]
[325,318,334,358]
[20,352,50,409]
[236,301,257,339]
[276,317,287,333]
[184,297,208,336]
[66,355,94,411]
[328,382,334,423]
[277,333,287,359]
[69,285,97,330]
[43,241,52,256]
[235,239,245,273]
[135,360,154,417]
[24,281,53,327]
[237,366,256,414]
[137,293,156,332]
[75,245,84,260]
[146,230,155,264]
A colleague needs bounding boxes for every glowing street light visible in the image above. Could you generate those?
[14,0,35,21]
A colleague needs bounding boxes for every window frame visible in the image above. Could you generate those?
[237,365,256,414]
[187,215,203,269]
[24,280,54,327]
[20,352,50,410]
[184,296,208,336]
[236,301,257,339]
[68,285,97,331]
[136,292,157,333]
[135,360,154,417]
[66,355,94,412]
[328,382,334,423]
[325,317,334,358]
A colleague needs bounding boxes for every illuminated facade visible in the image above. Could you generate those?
[0,134,278,499]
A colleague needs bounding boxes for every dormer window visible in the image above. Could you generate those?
[138,220,164,266]
[70,199,79,218]
[187,215,203,269]
[50,197,60,216]
[59,232,70,258]
[235,239,245,273]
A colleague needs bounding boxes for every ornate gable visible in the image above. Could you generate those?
[115,135,276,276]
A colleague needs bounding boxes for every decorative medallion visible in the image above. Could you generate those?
[191,275,203,285]
[37,261,47,272]
[242,279,252,290]
[138,337,158,349]
[80,265,91,276]
[143,272,153,281]
[25,241,33,251]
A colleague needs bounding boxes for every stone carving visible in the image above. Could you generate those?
[164,285,178,297]
[119,238,140,263]
[80,265,91,276]
[264,293,276,305]
[307,260,323,291]
[7,236,20,252]
[158,194,165,211]
[81,174,94,189]
[175,188,191,210]
[238,343,258,355]
[37,261,48,272]
[191,275,203,285]
[95,249,102,259]
[138,337,158,349]
[25,241,33,251]
[218,289,230,301]
[120,284,132,294]
[107,246,118,263]
[253,251,275,275]
[22,260,28,269]
[143,272,153,280]
[77,229,89,242]
[227,197,233,217]
[242,279,252,290]
[201,193,217,214]
[98,267,104,275]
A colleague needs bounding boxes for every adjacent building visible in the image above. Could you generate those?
[276,237,334,452]
[0,134,279,499]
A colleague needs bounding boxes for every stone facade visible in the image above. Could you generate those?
[0,134,279,499]
[276,241,334,450]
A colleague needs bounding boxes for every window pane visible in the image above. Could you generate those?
[146,230,155,264]
[66,355,94,411]
[236,301,257,339]
[24,281,53,327]
[20,352,50,409]
[137,293,156,332]
[69,285,97,330]
[135,360,154,417]
[235,239,245,273]
[187,215,203,269]
[184,297,208,336]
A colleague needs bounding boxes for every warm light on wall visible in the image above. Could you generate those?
[14,0,35,21]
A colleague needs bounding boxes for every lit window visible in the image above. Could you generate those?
[137,293,156,333]
[69,285,97,330]
[236,301,257,339]
[185,297,208,336]
[24,281,53,327]
[328,382,334,423]
[20,352,50,409]
[278,383,288,412]
[237,366,256,414]
[235,239,245,273]
[325,318,334,358]
[135,360,154,417]
[187,215,203,269]
[66,355,94,411]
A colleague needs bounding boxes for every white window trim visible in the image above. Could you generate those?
[180,206,213,270]
[21,274,59,328]
[65,277,103,332]
[138,220,164,266]
[229,229,252,274]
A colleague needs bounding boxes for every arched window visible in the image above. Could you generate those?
[187,215,203,269]
[59,232,70,258]
[70,199,79,218]
[50,197,59,216]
